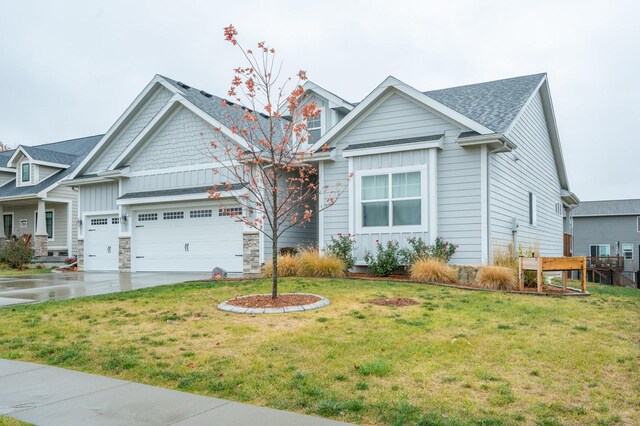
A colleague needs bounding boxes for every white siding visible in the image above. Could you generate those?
[489,91,563,258]
[7,202,68,251]
[123,167,232,194]
[47,185,78,255]
[79,182,118,215]
[0,171,14,186]
[87,87,173,173]
[322,91,482,264]
[38,165,61,182]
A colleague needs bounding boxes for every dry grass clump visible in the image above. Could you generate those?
[409,258,457,284]
[261,254,300,277]
[298,248,346,278]
[477,266,516,290]
[261,249,345,278]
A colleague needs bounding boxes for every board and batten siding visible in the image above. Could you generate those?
[321,91,482,264]
[79,182,119,216]
[87,87,173,173]
[489,91,563,259]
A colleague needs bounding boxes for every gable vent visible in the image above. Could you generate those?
[176,81,191,90]
[200,90,213,98]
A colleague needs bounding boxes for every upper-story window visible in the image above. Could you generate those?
[21,163,30,182]
[307,111,322,143]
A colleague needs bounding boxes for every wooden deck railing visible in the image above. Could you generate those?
[586,256,624,270]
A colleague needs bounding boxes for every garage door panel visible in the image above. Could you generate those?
[84,215,119,271]
[132,205,244,272]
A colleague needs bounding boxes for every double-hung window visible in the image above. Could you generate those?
[307,111,322,143]
[21,163,30,183]
[360,171,422,230]
[622,243,633,260]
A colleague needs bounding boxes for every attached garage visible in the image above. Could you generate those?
[83,215,119,271]
[131,203,244,272]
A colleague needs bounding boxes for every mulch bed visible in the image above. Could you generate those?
[369,297,418,307]
[349,272,410,280]
[226,294,321,308]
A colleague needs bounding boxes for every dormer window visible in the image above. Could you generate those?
[307,110,322,143]
[21,163,30,182]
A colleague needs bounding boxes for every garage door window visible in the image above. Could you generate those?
[112,217,120,224]
[190,209,212,218]
[138,213,157,222]
[163,212,184,220]
[219,207,242,216]
[91,218,108,226]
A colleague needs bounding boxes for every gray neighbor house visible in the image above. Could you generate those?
[2,72,580,273]
[567,199,640,285]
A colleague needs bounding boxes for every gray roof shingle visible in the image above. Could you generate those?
[424,73,546,133]
[0,135,103,198]
[572,199,640,217]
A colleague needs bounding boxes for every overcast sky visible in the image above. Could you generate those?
[0,0,638,201]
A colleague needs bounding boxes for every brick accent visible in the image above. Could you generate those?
[77,239,84,270]
[33,234,48,257]
[119,236,131,272]
[242,232,260,274]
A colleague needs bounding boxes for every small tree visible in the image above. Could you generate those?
[209,25,348,298]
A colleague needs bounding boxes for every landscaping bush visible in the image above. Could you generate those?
[261,254,300,277]
[261,250,345,278]
[0,239,33,269]
[64,257,77,265]
[399,236,458,265]
[364,240,401,277]
[298,248,346,278]
[409,258,457,284]
[324,233,356,271]
[477,266,516,290]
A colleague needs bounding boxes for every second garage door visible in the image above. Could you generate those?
[132,204,244,272]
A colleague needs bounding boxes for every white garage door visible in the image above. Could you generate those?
[132,204,244,272]
[84,215,119,271]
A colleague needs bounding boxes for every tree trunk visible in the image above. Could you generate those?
[271,235,278,299]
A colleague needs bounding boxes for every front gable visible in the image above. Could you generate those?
[126,105,217,172]
[85,85,174,174]
[336,92,465,149]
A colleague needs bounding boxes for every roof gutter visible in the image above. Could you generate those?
[561,189,580,207]
[456,133,517,152]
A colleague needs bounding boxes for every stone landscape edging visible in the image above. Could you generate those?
[218,293,330,314]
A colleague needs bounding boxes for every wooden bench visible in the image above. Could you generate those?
[518,256,587,293]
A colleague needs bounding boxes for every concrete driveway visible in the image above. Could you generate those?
[0,271,214,307]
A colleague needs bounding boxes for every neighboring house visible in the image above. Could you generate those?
[569,199,640,283]
[0,135,102,257]
[62,72,577,273]
[309,73,579,265]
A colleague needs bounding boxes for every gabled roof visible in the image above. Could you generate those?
[0,135,102,199]
[424,73,546,133]
[572,199,640,217]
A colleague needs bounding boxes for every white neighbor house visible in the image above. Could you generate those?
[62,73,578,273]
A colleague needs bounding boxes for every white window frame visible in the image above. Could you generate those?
[355,165,428,234]
[33,209,55,240]
[637,216,640,232]
[622,243,633,260]
[589,244,610,257]
[306,108,323,143]
[529,192,537,226]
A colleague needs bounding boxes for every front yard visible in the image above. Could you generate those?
[0,278,638,425]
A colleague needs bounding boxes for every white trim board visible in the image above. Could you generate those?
[342,139,444,158]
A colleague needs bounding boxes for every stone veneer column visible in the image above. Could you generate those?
[119,236,131,272]
[34,200,48,257]
[242,232,260,274]
[77,239,84,270]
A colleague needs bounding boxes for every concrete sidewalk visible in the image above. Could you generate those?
[0,359,352,425]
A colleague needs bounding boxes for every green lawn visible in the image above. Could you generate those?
[0,267,52,276]
[0,417,31,426]
[0,278,638,425]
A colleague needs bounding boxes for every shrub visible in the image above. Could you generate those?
[64,257,77,265]
[477,266,516,290]
[324,233,356,271]
[298,248,346,278]
[398,236,458,265]
[410,258,457,284]
[363,240,400,277]
[0,239,33,269]
[261,254,300,277]
[398,237,429,265]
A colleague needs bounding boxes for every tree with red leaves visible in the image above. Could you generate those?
[210,25,348,299]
